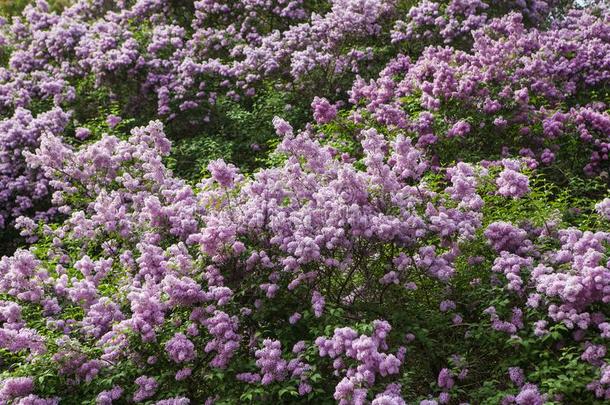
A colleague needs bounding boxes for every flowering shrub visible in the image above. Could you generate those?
[0,0,609,404]
[390,0,565,48]
[0,0,579,228]
[349,6,610,175]
[0,110,608,402]
[0,107,69,229]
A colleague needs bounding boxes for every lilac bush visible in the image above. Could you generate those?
[0,0,402,117]
[0,108,606,402]
[0,0,579,228]
[0,107,69,229]
[0,0,609,404]
[349,5,610,174]
[390,0,563,47]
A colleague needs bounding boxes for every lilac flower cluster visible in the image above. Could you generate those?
[316,321,402,403]
[496,168,530,199]
[133,376,158,402]
[165,333,196,363]
[249,338,312,392]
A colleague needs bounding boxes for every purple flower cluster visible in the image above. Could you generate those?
[496,168,530,199]
[478,218,610,400]
[312,97,338,124]
[316,320,402,404]
[133,376,158,402]
[0,377,34,402]
[165,333,196,363]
